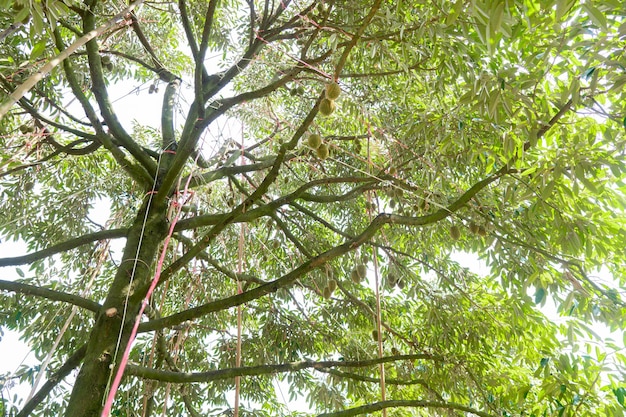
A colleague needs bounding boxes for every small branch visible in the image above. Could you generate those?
[333,0,383,80]
[16,345,87,417]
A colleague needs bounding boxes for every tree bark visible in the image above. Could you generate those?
[64,197,168,417]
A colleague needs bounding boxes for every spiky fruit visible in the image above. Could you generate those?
[397,277,405,289]
[101,55,111,65]
[319,98,336,116]
[477,225,487,236]
[307,133,322,149]
[388,166,397,176]
[23,181,34,191]
[351,269,361,283]
[326,268,334,280]
[372,329,380,342]
[386,273,397,288]
[19,124,33,134]
[323,287,331,299]
[325,82,341,100]
[356,264,367,279]
[328,279,337,293]
[469,222,479,234]
[450,225,461,240]
[316,143,329,159]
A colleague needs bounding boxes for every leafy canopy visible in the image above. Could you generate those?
[1,1,626,417]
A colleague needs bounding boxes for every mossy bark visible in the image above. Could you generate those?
[64,197,168,417]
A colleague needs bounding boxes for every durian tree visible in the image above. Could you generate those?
[1,1,626,416]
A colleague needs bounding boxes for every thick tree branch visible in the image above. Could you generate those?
[51,27,152,184]
[0,280,101,312]
[0,228,127,267]
[125,354,440,382]
[82,10,157,180]
[315,400,495,417]
[177,0,199,61]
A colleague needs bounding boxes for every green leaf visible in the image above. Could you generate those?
[30,41,47,61]
[614,387,626,406]
[535,288,546,305]
[556,0,576,21]
[581,3,607,30]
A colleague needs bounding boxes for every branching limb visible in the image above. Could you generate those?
[140,169,504,332]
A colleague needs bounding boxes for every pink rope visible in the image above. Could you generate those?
[101,187,193,417]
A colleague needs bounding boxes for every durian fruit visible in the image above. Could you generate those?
[327,279,337,293]
[316,143,329,159]
[356,264,367,280]
[386,273,398,288]
[391,347,400,355]
[101,55,111,65]
[388,166,397,176]
[396,277,405,289]
[325,82,341,100]
[326,267,334,280]
[23,181,34,191]
[350,268,361,283]
[319,98,336,116]
[371,329,380,342]
[477,225,488,236]
[307,133,322,149]
[450,225,461,241]
[323,287,331,299]
[19,124,34,133]
[469,222,479,234]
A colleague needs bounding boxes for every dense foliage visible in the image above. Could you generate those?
[1,1,625,416]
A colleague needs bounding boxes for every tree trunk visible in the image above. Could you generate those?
[64,197,168,417]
